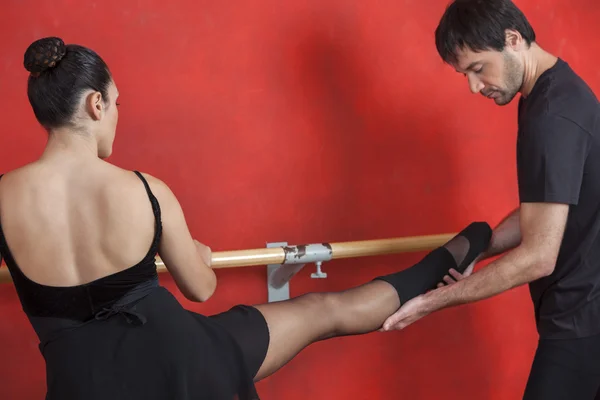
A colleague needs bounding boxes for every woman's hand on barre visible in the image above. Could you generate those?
[194,240,212,268]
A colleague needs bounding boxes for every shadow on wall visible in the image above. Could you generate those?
[252,10,495,399]
[273,11,474,242]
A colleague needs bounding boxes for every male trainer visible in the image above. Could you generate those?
[382,1,600,398]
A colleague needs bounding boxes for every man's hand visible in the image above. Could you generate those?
[437,259,477,288]
[379,291,440,331]
[381,258,478,331]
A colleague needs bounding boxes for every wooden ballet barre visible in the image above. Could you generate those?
[0,232,456,286]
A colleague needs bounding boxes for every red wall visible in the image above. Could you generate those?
[1,1,599,398]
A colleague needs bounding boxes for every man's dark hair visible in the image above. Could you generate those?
[435,0,536,65]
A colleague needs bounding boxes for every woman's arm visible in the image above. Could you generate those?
[143,173,217,302]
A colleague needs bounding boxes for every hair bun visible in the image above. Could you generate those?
[24,37,67,74]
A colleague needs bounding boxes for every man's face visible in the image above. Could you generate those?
[452,47,524,106]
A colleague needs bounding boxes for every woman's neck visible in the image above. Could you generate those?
[41,128,99,162]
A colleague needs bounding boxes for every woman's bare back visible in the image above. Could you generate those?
[0,160,156,287]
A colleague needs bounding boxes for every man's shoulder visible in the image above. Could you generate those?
[521,61,598,134]
[539,61,598,120]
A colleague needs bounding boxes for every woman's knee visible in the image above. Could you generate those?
[294,292,335,312]
[293,292,339,337]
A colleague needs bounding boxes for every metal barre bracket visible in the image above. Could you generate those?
[266,242,333,302]
[311,261,327,279]
[267,242,295,303]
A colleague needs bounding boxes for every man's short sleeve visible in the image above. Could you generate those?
[518,114,591,205]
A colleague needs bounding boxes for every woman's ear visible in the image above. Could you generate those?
[86,91,104,121]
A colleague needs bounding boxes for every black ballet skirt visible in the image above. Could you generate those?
[0,172,270,400]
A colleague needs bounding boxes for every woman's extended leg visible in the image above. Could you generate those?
[252,222,491,381]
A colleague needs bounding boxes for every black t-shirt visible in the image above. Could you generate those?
[517,58,600,339]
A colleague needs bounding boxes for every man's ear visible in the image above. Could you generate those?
[505,28,524,50]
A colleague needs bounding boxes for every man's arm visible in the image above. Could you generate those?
[479,207,522,261]
[382,112,589,331]
[382,202,568,331]
[432,202,566,308]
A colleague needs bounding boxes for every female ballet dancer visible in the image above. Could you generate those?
[0,37,491,400]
